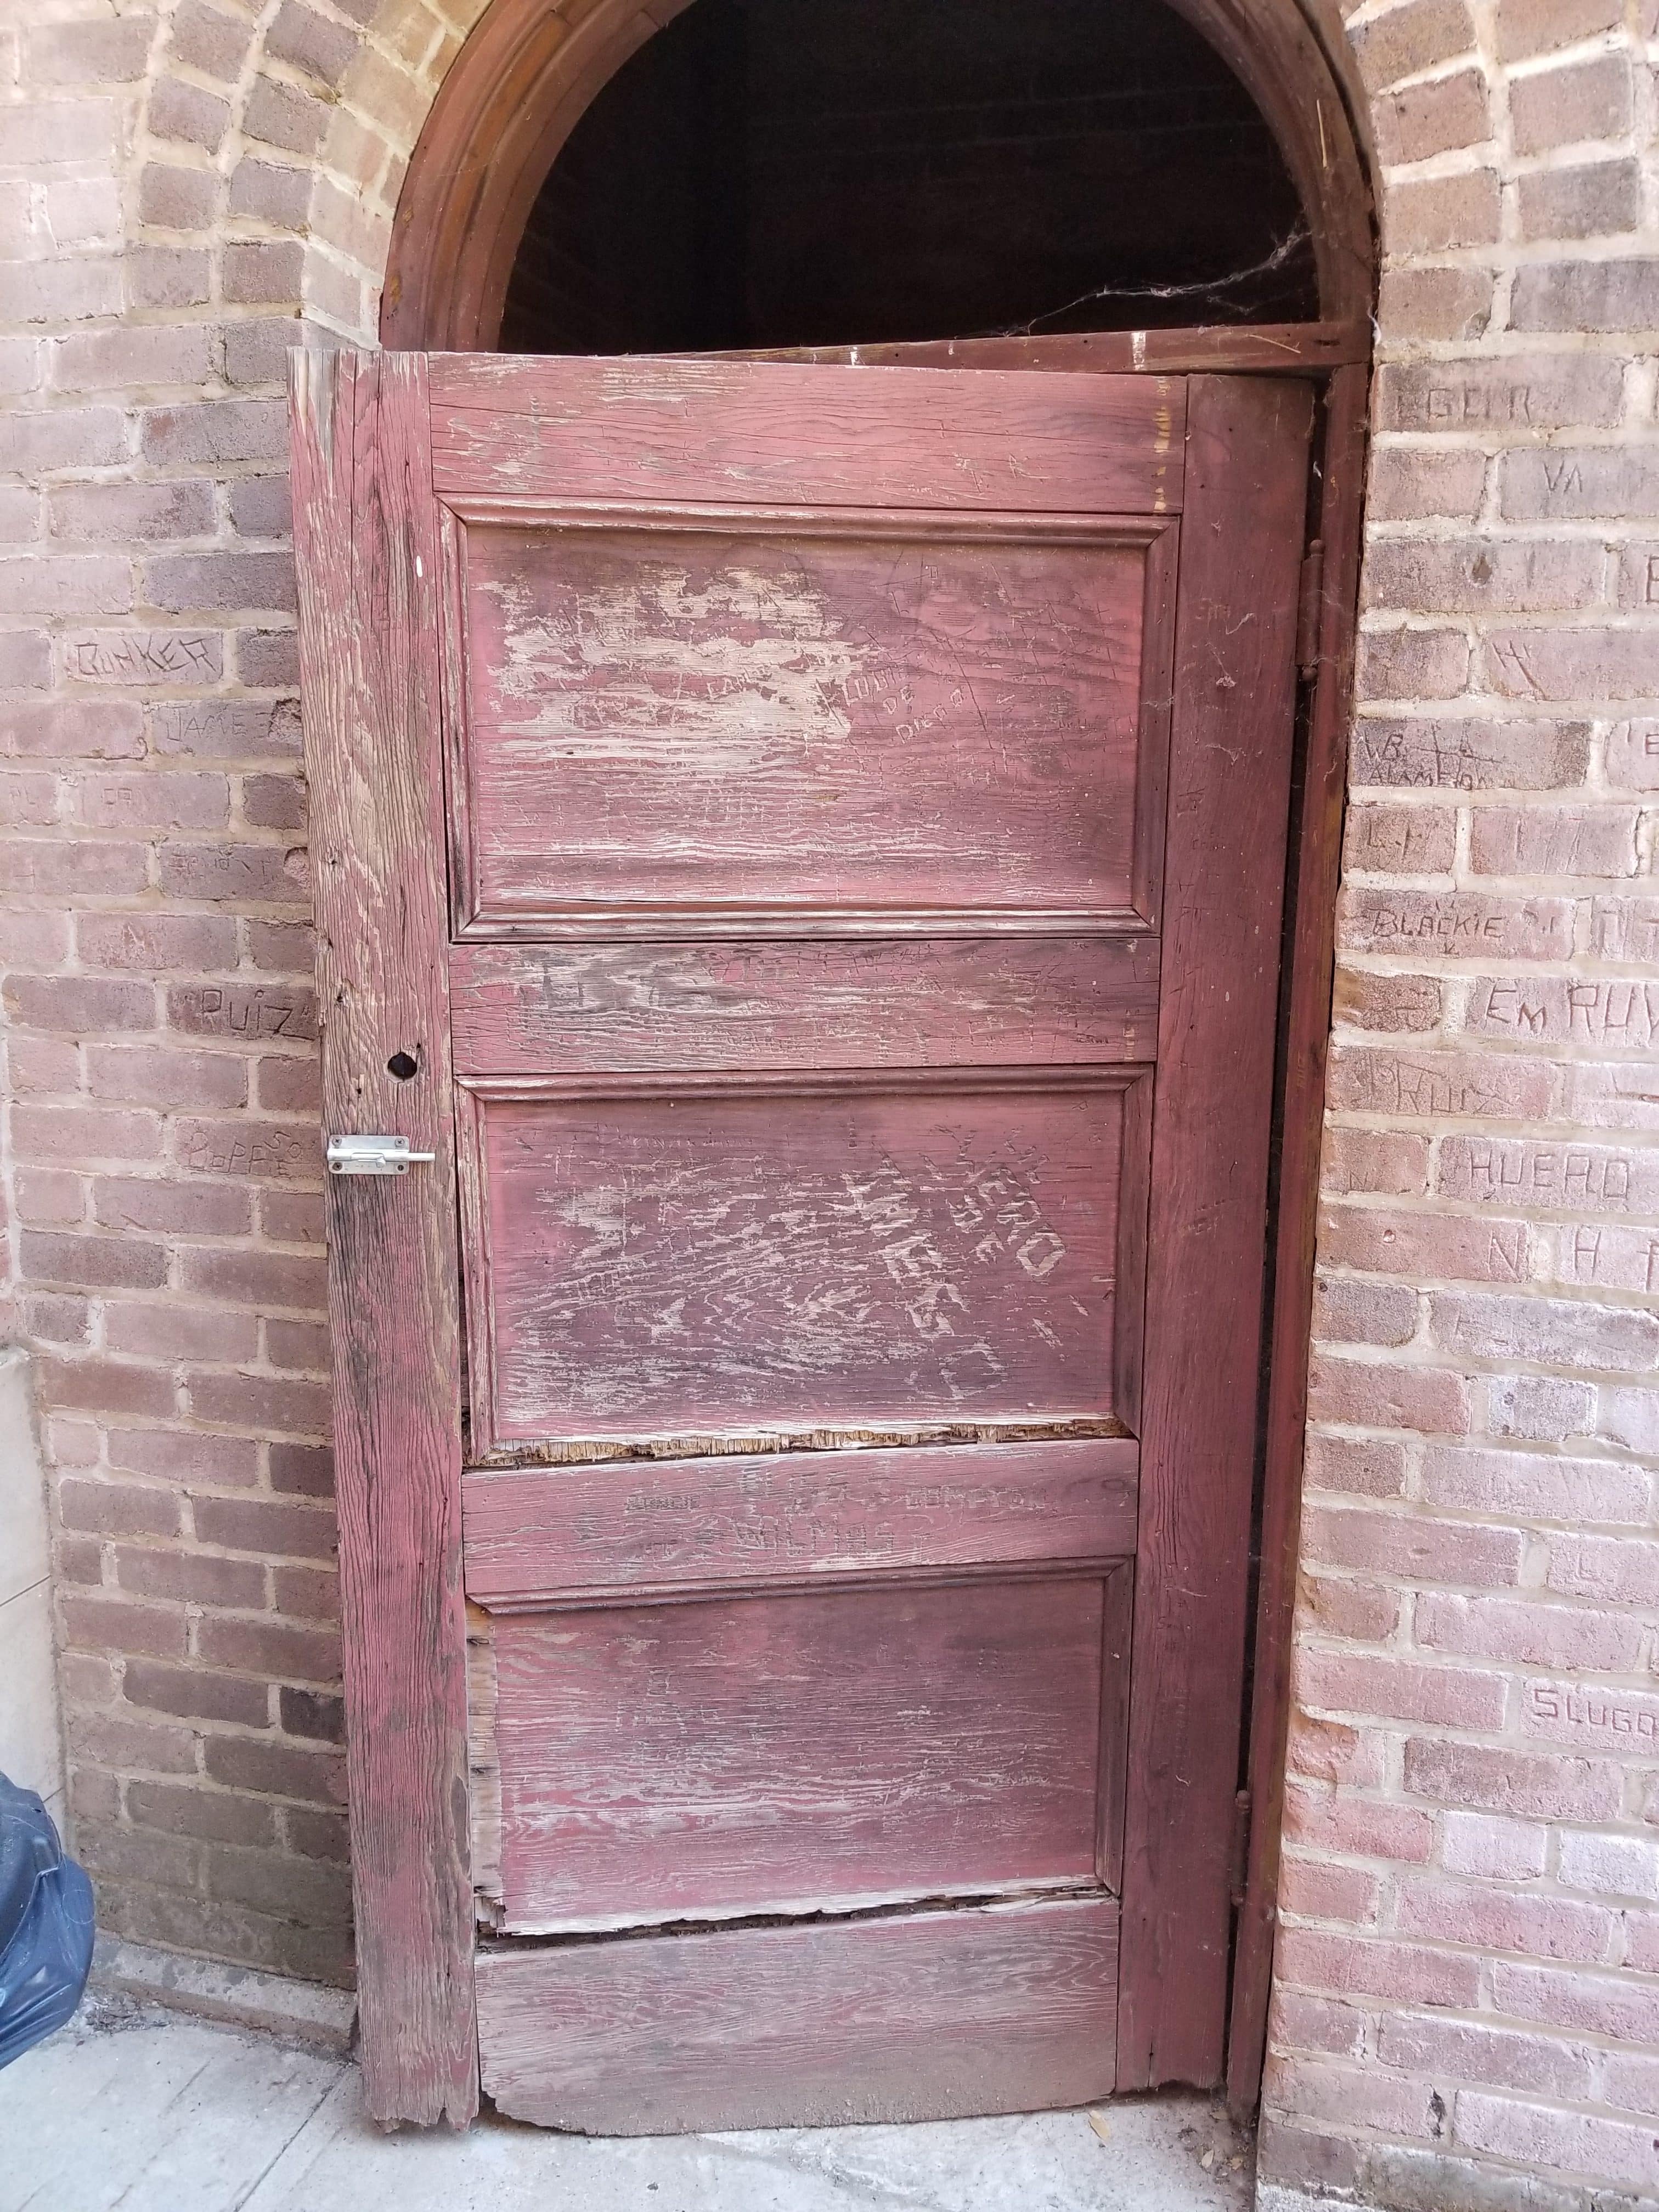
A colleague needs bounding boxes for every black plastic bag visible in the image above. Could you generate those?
[0,1772,94,2068]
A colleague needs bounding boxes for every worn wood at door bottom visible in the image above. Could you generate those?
[476,1895,1119,2132]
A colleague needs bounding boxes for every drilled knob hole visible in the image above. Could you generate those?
[386,1051,419,1081]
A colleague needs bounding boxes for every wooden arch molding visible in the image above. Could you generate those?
[381,0,1374,348]
[375,0,1378,2123]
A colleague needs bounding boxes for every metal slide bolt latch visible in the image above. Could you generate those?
[326,1134,437,1176]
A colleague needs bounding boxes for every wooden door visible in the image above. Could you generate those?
[289,352,1313,2132]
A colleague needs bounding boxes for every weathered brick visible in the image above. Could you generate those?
[1351,0,1475,91]
[148,75,232,152]
[1381,356,1626,441]
[1374,67,1490,165]
[1302,1502,1523,1587]
[1517,160,1641,242]
[122,1659,269,1726]
[1495,0,1620,60]
[1512,258,1659,335]
[168,0,255,82]
[1404,1737,1623,1819]
[1355,625,1471,701]
[1509,54,1633,156]
[1384,168,1502,255]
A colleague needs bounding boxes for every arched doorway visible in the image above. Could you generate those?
[300,0,1378,2133]
[382,0,1372,352]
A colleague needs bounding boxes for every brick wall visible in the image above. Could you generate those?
[0,0,490,1987]
[3,0,1659,2198]
[1260,1,1659,2205]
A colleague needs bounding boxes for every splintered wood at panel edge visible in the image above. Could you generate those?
[463,1415,1135,1469]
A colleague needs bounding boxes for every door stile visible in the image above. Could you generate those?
[1116,375,1314,2090]
[289,348,478,2127]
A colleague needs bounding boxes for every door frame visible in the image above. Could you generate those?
[345,0,1376,2124]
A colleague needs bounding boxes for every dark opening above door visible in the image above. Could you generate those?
[500,0,1319,354]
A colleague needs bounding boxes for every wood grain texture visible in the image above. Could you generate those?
[452,517,1158,930]
[428,357,1185,514]
[1227,362,1370,2114]
[483,1575,1117,1931]
[460,1073,1132,1453]
[450,938,1160,1074]
[289,349,477,2126]
[1115,376,1312,2091]
[712,322,1371,375]
[462,1435,1139,1608]
[476,1894,1119,2131]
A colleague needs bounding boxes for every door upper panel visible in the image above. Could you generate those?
[449,515,1173,933]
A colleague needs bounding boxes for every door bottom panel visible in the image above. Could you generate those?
[476,1894,1119,2132]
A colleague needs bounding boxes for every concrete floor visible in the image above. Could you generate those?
[0,1996,1254,2211]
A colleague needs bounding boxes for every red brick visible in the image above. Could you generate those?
[105,1301,259,1363]
[12,1105,163,1166]
[1373,67,1490,164]
[1306,1351,1471,1436]
[1384,169,1500,256]
[126,1779,277,1848]
[1350,0,1475,89]
[1321,1204,1535,1286]
[156,841,306,906]
[268,1442,333,1497]
[32,1347,143,1415]
[1421,1444,1649,1525]
[1455,2092,1659,2189]
[264,1317,329,1372]
[1378,2013,1594,2098]
[20,1230,166,1291]
[1321,1128,1431,1199]
[1416,1592,1646,1673]
[1374,357,1624,436]
[109,1426,261,1488]
[1355,626,1471,702]
[87,1046,248,1111]
[1276,1925,1481,2008]
[66,1709,199,1775]
[194,1610,338,1672]
[123,1658,269,1726]
[76,912,239,972]
[1471,805,1640,879]
[1312,1276,1419,1347]
[1301,1573,1404,1645]
[61,1594,187,1661]
[1296,1648,1506,1729]
[1403,1736,1623,1819]
[191,1494,336,1561]
[188,1372,331,1435]
[1268,1989,1372,2061]
[203,1840,352,1926]
[1301,1503,1523,1588]
[176,1246,325,1307]
[92,1175,252,1236]
[58,1479,182,1539]
[273,1565,338,1621]
[1394,1873,1613,1963]
[1430,1290,1659,1375]
[283,1805,349,1862]
[115,1545,267,1609]
[1509,54,1633,156]
[4,974,154,1032]
[1303,1434,1409,1500]
[1263,2055,1438,2140]
[204,1734,346,1804]
[1331,968,1444,1032]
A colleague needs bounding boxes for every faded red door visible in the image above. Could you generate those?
[290,352,1312,2131]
